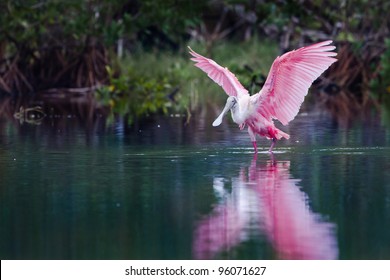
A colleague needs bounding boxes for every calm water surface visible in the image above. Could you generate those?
[1,108,390,259]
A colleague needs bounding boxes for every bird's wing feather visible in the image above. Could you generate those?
[188,47,248,97]
[253,40,337,125]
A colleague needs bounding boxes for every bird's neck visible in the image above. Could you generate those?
[231,103,245,124]
[231,96,251,125]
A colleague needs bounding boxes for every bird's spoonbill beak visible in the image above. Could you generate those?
[212,100,234,127]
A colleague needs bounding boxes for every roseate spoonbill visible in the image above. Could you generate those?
[189,41,337,152]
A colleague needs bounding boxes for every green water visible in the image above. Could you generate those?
[1,110,390,259]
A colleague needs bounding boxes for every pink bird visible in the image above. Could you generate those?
[189,41,337,152]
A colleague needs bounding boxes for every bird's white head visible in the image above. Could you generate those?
[212,96,237,127]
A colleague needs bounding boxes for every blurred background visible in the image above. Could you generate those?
[1,0,390,260]
[0,0,389,126]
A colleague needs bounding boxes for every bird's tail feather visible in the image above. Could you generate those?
[275,129,290,140]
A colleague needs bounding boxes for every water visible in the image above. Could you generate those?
[1,104,390,259]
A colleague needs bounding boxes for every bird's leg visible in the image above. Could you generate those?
[248,126,258,153]
[269,138,277,153]
[252,141,258,154]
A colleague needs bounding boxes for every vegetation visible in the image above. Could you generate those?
[372,39,390,95]
[0,0,206,94]
[96,39,278,124]
[0,0,389,123]
[371,38,390,126]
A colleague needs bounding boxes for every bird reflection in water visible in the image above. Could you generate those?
[193,155,338,260]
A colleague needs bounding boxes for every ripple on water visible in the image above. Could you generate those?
[313,146,390,155]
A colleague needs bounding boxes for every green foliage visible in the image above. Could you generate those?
[370,39,390,127]
[96,66,174,124]
[379,39,390,91]
[0,0,207,53]
[134,0,206,39]
[1,0,389,122]
[95,39,277,124]
[371,39,390,94]
[1,1,100,47]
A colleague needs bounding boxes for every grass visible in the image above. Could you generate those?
[124,38,278,103]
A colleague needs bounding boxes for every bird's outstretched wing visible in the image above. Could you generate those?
[253,40,337,125]
[188,47,249,98]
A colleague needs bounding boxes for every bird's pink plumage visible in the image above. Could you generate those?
[255,41,337,125]
[188,41,337,152]
[188,47,248,97]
